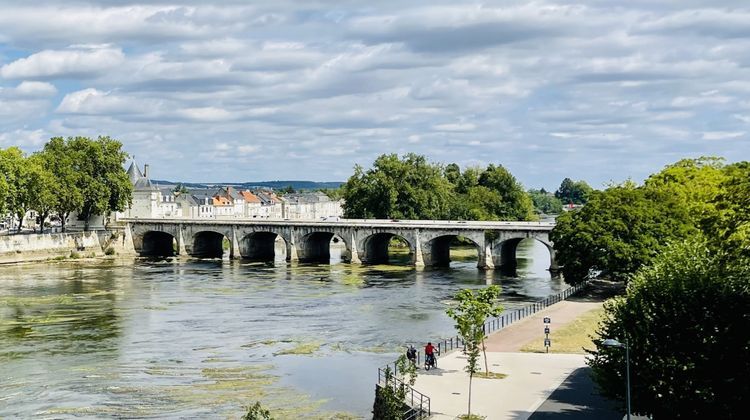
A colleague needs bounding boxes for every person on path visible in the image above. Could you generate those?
[425,342,436,367]
[406,345,417,365]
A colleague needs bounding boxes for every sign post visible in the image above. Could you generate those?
[543,317,551,353]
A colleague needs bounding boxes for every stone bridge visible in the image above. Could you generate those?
[120,218,557,270]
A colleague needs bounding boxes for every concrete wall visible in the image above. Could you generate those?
[0,232,103,264]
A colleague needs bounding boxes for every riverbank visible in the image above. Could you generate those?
[0,231,103,264]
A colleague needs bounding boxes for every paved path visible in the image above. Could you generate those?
[528,367,621,420]
[484,300,602,352]
[414,352,587,420]
[411,296,618,419]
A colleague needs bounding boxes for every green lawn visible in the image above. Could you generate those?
[520,307,604,354]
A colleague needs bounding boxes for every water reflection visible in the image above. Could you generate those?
[0,239,563,418]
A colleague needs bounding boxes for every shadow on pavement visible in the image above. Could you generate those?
[517,367,621,420]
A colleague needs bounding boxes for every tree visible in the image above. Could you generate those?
[588,239,750,418]
[446,285,503,418]
[0,147,24,219]
[26,154,57,231]
[555,178,593,205]
[40,137,83,232]
[66,136,132,230]
[644,157,727,226]
[528,189,563,215]
[704,162,750,260]
[477,164,536,221]
[550,181,695,283]
[342,153,453,219]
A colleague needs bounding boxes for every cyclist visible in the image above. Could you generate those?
[424,342,436,368]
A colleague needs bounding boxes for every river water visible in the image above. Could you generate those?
[0,240,565,419]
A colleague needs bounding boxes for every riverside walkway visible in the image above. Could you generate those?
[412,285,622,419]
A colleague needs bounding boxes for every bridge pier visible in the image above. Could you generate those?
[287,231,299,263]
[176,225,188,256]
[230,226,241,259]
[413,230,425,267]
[477,242,495,270]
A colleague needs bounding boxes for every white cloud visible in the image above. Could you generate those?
[702,131,745,141]
[0,1,749,187]
[0,128,48,148]
[1,46,124,79]
[432,123,477,132]
[13,81,57,97]
[56,88,163,116]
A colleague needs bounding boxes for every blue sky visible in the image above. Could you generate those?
[0,0,748,189]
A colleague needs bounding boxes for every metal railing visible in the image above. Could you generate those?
[375,281,590,418]
[377,367,431,419]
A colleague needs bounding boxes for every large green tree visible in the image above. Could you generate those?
[643,157,727,226]
[342,153,453,219]
[26,154,57,231]
[0,147,24,216]
[476,164,536,221]
[41,137,84,232]
[588,239,749,418]
[66,136,132,229]
[528,188,563,215]
[706,161,750,259]
[555,177,593,205]
[550,181,695,283]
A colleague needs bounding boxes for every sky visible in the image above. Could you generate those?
[0,0,748,189]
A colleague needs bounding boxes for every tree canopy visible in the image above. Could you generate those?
[555,177,593,205]
[0,136,132,232]
[551,180,696,283]
[341,154,536,221]
[588,238,749,418]
[550,157,740,284]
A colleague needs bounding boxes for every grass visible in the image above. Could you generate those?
[475,371,508,379]
[520,307,604,354]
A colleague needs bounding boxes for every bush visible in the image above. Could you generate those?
[588,239,750,418]
[104,247,115,256]
[242,402,273,420]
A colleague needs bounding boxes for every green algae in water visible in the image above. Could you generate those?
[274,341,322,356]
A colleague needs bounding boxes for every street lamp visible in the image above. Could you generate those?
[602,338,631,420]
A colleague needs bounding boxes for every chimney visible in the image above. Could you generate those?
[144,164,149,178]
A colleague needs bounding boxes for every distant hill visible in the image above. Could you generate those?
[151,179,343,191]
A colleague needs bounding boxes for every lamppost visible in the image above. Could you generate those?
[602,338,630,420]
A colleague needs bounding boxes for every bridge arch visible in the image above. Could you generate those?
[360,232,414,265]
[423,234,481,267]
[239,231,287,261]
[297,231,351,263]
[493,234,555,271]
[190,230,231,259]
[139,231,176,257]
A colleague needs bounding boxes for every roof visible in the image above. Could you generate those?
[213,196,232,206]
[126,161,143,184]
[283,192,331,204]
[240,190,262,203]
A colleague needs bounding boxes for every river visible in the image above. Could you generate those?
[0,240,565,419]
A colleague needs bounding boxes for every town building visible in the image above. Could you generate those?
[120,162,343,221]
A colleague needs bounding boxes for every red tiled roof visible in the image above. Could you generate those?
[240,190,261,203]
